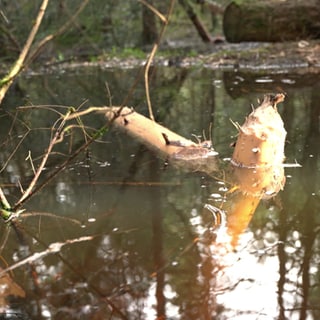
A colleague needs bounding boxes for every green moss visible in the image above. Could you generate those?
[106,47,147,59]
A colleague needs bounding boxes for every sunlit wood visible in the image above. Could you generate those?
[226,93,287,247]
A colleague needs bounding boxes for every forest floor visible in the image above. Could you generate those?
[178,39,320,71]
[51,39,320,73]
[1,39,319,74]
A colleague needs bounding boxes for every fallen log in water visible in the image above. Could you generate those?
[105,107,218,173]
[223,0,320,42]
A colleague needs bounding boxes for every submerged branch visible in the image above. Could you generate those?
[0,236,93,277]
[12,221,128,319]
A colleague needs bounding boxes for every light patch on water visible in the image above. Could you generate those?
[210,193,222,198]
[143,281,179,319]
[215,241,279,319]
[281,78,296,84]
[55,181,75,206]
[255,77,274,83]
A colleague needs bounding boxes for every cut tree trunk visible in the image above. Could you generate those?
[230,93,286,198]
[105,107,218,173]
[225,93,287,246]
[223,0,320,42]
[179,0,213,42]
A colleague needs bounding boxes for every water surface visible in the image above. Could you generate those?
[0,65,319,319]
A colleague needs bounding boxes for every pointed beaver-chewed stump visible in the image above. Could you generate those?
[105,107,218,173]
[231,93,286,198]
[225,93,287,247]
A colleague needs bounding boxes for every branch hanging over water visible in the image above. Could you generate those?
[142,0,176,121]
[0,0,90,105]
[0,0,49,104]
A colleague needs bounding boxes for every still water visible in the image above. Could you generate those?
[0,65,319,319]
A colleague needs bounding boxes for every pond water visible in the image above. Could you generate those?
[0,65,319,319]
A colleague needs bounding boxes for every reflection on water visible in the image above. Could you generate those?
[0,66,319,319]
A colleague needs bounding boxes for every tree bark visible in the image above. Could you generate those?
[231,93,286,198]
[105,107,218,173]
[179,0,212,42]
[223,0,320,42]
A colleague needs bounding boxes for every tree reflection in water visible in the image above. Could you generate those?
[0,68,319,319]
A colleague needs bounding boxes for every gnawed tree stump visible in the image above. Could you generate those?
[225,93,287,246]
[230,93,286,198]
[223,0,320,42]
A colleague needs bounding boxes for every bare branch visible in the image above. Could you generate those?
[0,188,11,211]
[15,108,73,207]
[138,0,167,23]
[13,117,110,211]
[27,0,90,64]
[144,0,176,121]
[0,0,49,105]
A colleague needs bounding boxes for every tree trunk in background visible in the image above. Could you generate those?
[142,0,158,45]
[195,0,224,30]
[179,0,212,42]
[223,0,320,42]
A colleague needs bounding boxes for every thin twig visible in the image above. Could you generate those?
[0,187,11,210]
[21,211,82,226]
[63,106,110,121]
[15,109,72,207]
[8,105,116,211]
[0,23,21,52]
[0,131,29,174]
[13,121,108,211]
[27,0,90,64]
[138,0,167,23]
[144,46,157,121]
[105,82,113,106]
[143,0,176,121]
